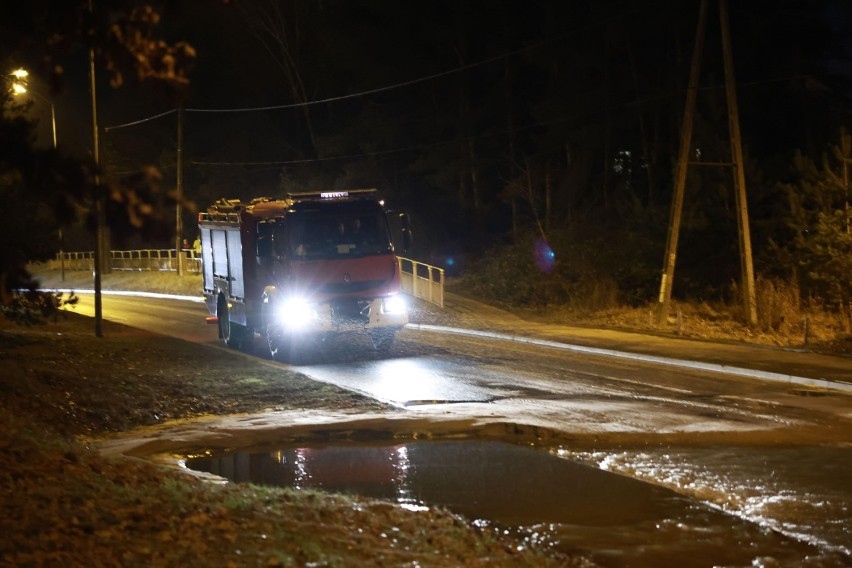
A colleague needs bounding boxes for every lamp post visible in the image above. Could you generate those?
[11,81,56,149]
[11,69,65,282]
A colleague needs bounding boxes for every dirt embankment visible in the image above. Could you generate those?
[0,300,586,566]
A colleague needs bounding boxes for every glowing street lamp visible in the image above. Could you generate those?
[10,71,57,150]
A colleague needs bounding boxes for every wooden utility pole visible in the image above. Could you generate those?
[175,105,185,276]
[656,0,708,326]
[719,0,758,325]
[656,0,758,327]
[89,0,105,337]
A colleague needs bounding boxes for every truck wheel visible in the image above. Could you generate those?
[266,325,292,362]
[370,328,396,352]
[262,302,291,362]
[218,298,245,350]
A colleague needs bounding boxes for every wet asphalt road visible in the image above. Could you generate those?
[68,293,851,436]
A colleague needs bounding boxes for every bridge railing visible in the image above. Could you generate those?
[48,249,202,274]
[397,256,444,308]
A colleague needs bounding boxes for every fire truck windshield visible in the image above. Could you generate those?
[287,204,393,260]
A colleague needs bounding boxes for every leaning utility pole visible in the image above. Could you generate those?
[655,0,708,327]
[719,0,758,325]
[655,0,758,327]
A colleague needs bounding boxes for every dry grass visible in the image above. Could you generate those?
[535,300,851,354]
[29,262,202,297]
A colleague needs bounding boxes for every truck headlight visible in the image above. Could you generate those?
[381,294,406,314]
[279,297,317,330]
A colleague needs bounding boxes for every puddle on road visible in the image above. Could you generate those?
[186,440,836,567]
[561,445,852,565]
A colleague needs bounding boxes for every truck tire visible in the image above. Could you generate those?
[218,297,246,350]
[370,328,396,352]
[262,303,299,363]
[266,324,292,361]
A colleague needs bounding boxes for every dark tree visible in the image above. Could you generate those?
[0,0,196,302]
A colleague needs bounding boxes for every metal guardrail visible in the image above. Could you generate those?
[398,256,444,308]
[47,250,445,308]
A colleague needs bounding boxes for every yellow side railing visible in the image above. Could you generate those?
[397,256,444,308]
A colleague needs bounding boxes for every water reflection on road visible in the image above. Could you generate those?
[561,445,852,565]
[295,356,500,405]
[187,440,846,567]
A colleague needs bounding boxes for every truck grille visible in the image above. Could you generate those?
[330,299,370,324]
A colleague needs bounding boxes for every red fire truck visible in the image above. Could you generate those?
[198,189,411,361]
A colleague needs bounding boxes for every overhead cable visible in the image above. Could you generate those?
[104,108,177,132]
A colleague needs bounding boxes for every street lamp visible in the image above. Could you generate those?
[10,71,57,150]
[10,69,64,281]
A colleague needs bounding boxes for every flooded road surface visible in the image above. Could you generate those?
[187,440,848,567]
[293,356,504,405]
[560,444,852,565]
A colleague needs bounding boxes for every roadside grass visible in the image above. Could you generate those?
[29,262,202,297]
[526,298,852,354]
[445,276,852,355]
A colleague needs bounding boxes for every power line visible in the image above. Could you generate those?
[186,59,500,113]
[104,0,830,169]
[104,3,648,127]
[188,70,832,169]
[116,68,827,171]
[104,108,176,132]
[190,139,450,167]
[189,91,656,168]
[183,12,638,114]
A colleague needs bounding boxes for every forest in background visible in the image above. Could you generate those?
[2,0,851,324]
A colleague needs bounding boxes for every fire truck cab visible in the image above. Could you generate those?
[198,189,410,361]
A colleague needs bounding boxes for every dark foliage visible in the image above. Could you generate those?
[774,132,852,309]
[0,0,197,303]
[0,288,78,326]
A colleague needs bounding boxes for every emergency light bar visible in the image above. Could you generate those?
[288,189,378,201]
